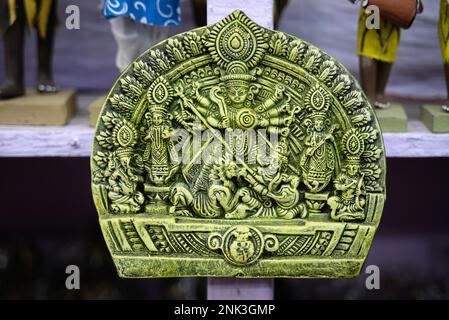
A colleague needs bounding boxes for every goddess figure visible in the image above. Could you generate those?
[143,103,179,187]
[191,60,290,134]
[300,87,337,194]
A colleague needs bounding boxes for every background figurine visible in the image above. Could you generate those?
[421,0,449,132]
[439,0,449,114]
[353,0,422,108]
[0,0,58,99]
[101,0,181,72]
[89,0,182,127]
[358,6,400,109]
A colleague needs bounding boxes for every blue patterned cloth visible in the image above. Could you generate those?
[102,0,181,26]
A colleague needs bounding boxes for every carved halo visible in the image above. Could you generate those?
[205,10,268,69]
[147,76,174,108]
[111,119,138,148]
[304,84,331,118]
[342,128,365,164]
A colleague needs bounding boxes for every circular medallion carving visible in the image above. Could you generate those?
[222,226,264,266]
[236,108,257,129]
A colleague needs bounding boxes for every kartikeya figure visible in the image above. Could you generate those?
[328,128,367,222]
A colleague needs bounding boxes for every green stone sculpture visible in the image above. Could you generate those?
[91,11,386,278]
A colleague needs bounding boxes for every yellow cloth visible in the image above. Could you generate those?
[439,0,449,64]
[7,0,53,38]
[357,6,401,63]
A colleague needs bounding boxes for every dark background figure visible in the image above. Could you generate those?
[356,0,422,108]
[0,0,58,99]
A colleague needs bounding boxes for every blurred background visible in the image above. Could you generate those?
[0,0,449,299]
[0,0,445,98]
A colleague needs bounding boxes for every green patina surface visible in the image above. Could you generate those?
[91,11,386,278]
[374,103,408,133]
[421,105,449,133]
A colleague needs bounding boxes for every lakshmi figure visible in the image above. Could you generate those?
[143,102,179,187]
[328,129,366,221]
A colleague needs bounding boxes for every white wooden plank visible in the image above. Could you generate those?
[207,278,274,300]
[0,94,95,158]
[384,120,449,158]
[207,0,274,29]
[1,95,449,158]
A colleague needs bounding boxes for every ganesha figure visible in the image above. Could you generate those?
[92,115,145,214]
[104,151,145,214]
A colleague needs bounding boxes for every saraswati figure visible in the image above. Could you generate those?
[300,86,338,193]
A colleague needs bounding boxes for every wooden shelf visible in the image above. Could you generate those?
[0,94,95,157]
[384,119,449,158]
[1,94,449,158]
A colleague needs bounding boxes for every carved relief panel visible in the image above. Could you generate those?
[91,11,386,278]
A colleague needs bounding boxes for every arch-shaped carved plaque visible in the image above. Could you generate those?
[91,11,386,278]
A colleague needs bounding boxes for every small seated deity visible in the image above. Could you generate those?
[328,129,367,221]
